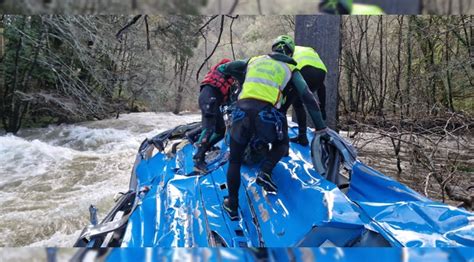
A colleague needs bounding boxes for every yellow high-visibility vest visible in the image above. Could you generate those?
[293,46,328,72]
[352,4,385,15]
[239,55,293,108]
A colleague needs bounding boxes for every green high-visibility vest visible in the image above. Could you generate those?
[351,3,385,15]
[293,46,328,72]
[239,55,294,108]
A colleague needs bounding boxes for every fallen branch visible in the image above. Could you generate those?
[432,172,471,207]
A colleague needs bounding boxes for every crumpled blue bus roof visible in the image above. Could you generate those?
[105,248,474,262]
[120,126,474,248]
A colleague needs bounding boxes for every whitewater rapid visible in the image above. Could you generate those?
[0,112,200,247]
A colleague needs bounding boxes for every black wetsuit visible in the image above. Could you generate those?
[192,85,227,166]
[226,99,290,207]
[220,53,326,209]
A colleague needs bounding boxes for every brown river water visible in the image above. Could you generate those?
[0,112,200,247]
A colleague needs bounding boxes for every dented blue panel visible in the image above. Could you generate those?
[355,201,474,247]
[235,158,368,247]
[348,162,429,203]
[123,150,210,247]
[348,162,474,247]
[106,248,258,262]
[104,248,474,262]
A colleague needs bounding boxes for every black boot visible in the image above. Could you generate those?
[256,171,277,193]
[223,198,239,221]
[193,144,209,173]
[290,133,309,146]
[193,159,208,173]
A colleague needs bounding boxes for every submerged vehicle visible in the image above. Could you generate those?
[73,120,474,249]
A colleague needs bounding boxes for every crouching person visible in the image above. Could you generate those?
[193,59,238,173]
[218,35,329,220]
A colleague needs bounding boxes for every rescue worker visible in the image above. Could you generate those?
[218,35,329,220]
[319,0,385,14]
[280,45,328,146]
[193,58,237,173]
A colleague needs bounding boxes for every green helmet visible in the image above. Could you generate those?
[319,0,352,14]
[272,35,296,56]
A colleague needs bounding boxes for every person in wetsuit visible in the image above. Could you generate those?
[193,58,238,173]
[218,35,329,220]
[280,45,328,146]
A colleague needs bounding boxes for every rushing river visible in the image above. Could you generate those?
[0,112,200,247]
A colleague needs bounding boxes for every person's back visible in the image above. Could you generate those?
[293,46,327,72]
[239,54,294,108]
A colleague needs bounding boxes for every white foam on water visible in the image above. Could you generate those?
[0,112,200,247]
[52,125,138,152]
[0,135,76,179]
[0,248,47,261]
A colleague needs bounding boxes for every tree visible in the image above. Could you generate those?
[338,16,473,206]
[1,16,44,133]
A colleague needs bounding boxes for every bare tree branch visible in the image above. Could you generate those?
[228,15,239,60]
[196,15,225,82]
[116,15,142,41]
[144,15,150,50]
[196,15,219,36]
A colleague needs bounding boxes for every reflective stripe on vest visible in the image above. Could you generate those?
[351,4,385,15]
[239,55,292,108]
[293,46,328,72]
